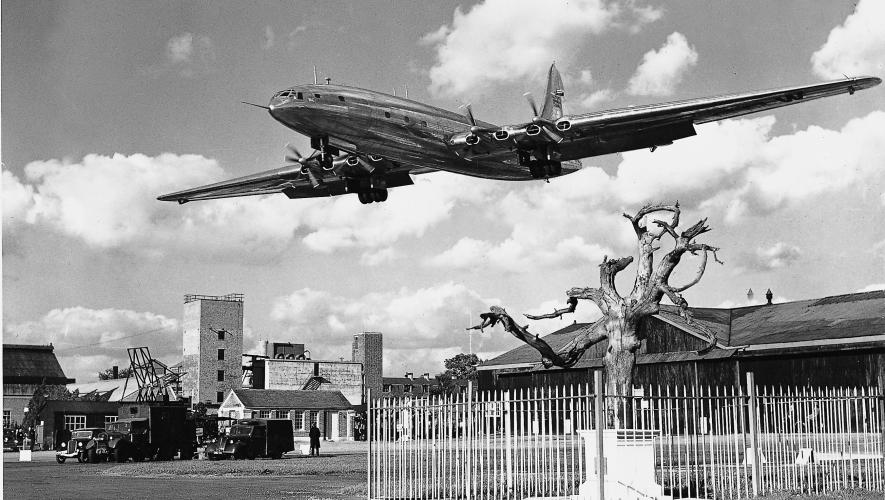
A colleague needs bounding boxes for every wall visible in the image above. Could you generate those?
[181,297,244,405]
[260,360,363,405]
[352,333,383,402]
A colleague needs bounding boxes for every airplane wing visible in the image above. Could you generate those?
[554,76,881,134]
[451,76,880,157]
[157,157,433,203]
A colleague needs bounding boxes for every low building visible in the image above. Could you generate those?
[3,344,75,428]
[379,373,469,398]
[39,400,121,450]
[478,290,885,391]
[249,358,363,405]
[219,389,355,441]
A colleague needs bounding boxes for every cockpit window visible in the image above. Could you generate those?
[420,121,427,127]
[403,116,410,123]
[314,93,321,99]
[338,96,345,102]
[384,112,391,118]
[295,92,303,100]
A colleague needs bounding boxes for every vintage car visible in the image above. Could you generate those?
[83,429,130,463]
[207,419,293,460]
[3,428,21,452]
[56,427,104,463]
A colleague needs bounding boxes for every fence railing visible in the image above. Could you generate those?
[367,374,884,499]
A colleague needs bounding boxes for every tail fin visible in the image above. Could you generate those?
[540,62,565,121]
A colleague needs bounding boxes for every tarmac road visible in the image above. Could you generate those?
[3,450,366,500]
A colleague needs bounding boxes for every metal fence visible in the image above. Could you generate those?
[367,374,884,499]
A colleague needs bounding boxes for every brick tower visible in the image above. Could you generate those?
[181,293,244,405]
[351,332,382,402]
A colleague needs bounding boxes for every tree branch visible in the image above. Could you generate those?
[623,202,680,237]
[600,255,633,300]
[468,306,602,368]
[672,244,724,292]
[525,296,579,320]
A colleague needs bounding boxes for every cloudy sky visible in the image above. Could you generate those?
[3,0,884,384]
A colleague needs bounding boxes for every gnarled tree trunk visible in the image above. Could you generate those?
[469,202,722,427]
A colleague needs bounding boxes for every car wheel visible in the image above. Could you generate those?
[56,456,66,464]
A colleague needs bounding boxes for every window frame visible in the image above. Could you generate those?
[217,370,225,382]
[218,348,225,361]
[64,415,87,431]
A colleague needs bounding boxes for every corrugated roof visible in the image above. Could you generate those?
[482,291,884,368]
[3,344,74,384]
[231,389,352,410]
[659,290,885,346]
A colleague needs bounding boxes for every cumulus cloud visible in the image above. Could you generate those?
[857,284,884,293]
[576,88,616,110]
[811,0,885,78]
[4,307,180,384]
[263,26,275,50]
[360,247,400,266]
[270,283,505,374]
[424,0,662,97]
[299,172,498,252]
[165,33,215,77]
[427,110,885,272]
[627,32,698,96]
[3,156,499,259]
[739,243,802,272]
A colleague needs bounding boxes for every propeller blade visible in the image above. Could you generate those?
[523,92,539,117]
[541,125,564,143]
[462,103,477,126]
[285,155,303,164]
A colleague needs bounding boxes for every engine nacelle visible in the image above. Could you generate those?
[525,124,542,136]
[346,155,375,173]
[555,120,571,131]
[450,132,480,147]
[493,128,528,142]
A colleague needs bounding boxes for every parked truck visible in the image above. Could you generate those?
[103,404,194,461]
[206,419,293,460]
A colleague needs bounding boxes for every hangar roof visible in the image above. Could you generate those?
[3,344,75,385]
[481,290,885,369]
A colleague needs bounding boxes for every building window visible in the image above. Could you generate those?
[105,415,118,425]
[217,391,224,403]
[258,410,272,419]
[3,410,10,427]
[383,384,391,392]
[218,370,225,382]
[291,411,303,430]
[423,385,430,393]
[217,330,225,341]
[303,411,311,429]
[64,415,87,430]
[218,348,225,361]
[404,385,412,393]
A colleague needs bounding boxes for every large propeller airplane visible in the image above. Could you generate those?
[158,64,880,205]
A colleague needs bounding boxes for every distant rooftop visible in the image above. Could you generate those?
[184,293,244,303]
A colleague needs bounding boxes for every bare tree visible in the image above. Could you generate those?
[469,202,722,426]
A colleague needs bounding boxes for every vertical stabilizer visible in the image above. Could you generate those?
[540,62,565,121]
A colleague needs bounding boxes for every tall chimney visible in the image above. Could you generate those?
[765,289,773,305]
[422,373,430,380]
[405,372,413,380]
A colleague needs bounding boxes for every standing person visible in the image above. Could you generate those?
[309,423,321,456]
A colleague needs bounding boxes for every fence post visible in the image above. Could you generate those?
[746,372,760,496]
[466,381,473,500]
[595,370,606,500]
[366,389,372,500]
[504,390,513,496]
